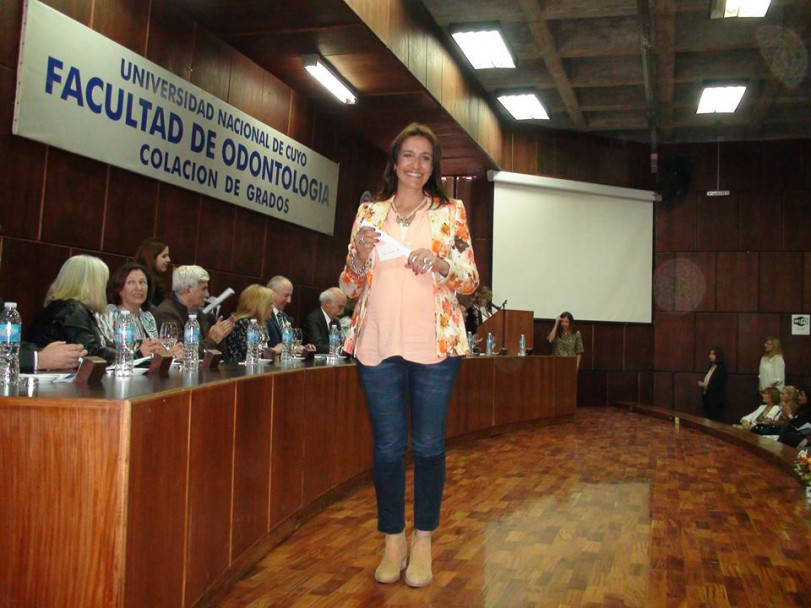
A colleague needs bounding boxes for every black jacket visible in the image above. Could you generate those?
[301,307,339,354]
[27,299,116,364]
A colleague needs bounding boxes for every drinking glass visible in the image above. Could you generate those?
[159,322,179,350]
[292,327,303,356]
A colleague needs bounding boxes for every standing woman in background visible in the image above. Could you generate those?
[340,123,479,588]
[697,346,727,422]
[547,311,584,370]
[758,337,785,392]
[134,238,172,309]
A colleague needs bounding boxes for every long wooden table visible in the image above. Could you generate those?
[0,355,576,607]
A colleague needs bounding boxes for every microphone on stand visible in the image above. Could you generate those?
[496,299,507,311]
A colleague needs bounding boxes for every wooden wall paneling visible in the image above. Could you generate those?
[146,0,196,78]
[625,324,654,371]
[0,239,69,326]
[155,184,201,265]
[103,168,159,255]
[673,371,703,417]
[716,252,758,312]
[593,324,625,371]
[554,356,577,415]
[94,0,150,54]
[424,35,444,102]
[0,69,45,241]
[269,371,306,528]
[447,356,494,437]
[577,370,606,407]
[654,312,695,371]
[511,130,538,175]
[695,193,739,252]
[259,71,293,135]
[231,375,273,560]
[781,314,811,380]
[231,207,266,278]
[126,393,190,608]
[302,367,338,504]
[653,253,676,313]
[738,190,782,251]
[724,141,774,192]
[736,313,781,374]
[758,251,803,312]
[694,313,738,372]
[472,238,491,289]
[597,142,632,188]
[206,269,250,318]
[463,176,493,242]
[333,365,373,481]
[639,371,654,404]
[228,52,265,117]
[653,371,673,409]
[407,21,428,87]
[386,0,410,66]
[70,250,128,278]
[40,0,92,24]
[783,191,811,250]
[344,0,390,42]
[185,382,237,608]
[654,195,696,253]
[725,373,758,425]
[556,136,600,184]
[676,252,716,312]
[197,196,236,272]
[41,149,107,249]
[576,322,594,371]
[606,371,638,403]
[190,26,233,100]
[0,0,21,69]
[536,134,556,177]
[492,357,552,424]
[1,399,127,608]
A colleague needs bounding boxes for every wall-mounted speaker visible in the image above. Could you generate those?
[657,155,692,203]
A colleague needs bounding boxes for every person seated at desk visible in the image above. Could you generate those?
[221,284,277,363]
[27,255,117,364]
[265,275,296,347]
[97,263,182,359]
[153,265,235,353]
[302,287,348,354]
[779,387,811,448]
[739,387,781,430]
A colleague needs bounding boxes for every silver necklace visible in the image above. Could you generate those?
[391,197,427,227]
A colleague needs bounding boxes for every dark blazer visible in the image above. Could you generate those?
[152,295,219,353]
[701,364,727,421]
[27,299,117,364]
[266,309,293,347]
[301,307,338,354]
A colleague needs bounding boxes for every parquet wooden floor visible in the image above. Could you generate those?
[215,407,811,608]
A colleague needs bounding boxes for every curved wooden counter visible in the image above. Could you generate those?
[0,355,576,607]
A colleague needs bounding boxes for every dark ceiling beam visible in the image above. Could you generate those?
[518,0,586,129]
[636,0,658,151]
[653,0,676,140]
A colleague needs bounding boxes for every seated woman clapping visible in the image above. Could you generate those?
[27,255,117,364]
[221,284,276,363]
[97,263,183,359]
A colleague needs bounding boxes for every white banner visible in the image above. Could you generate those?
[13,0,339,235]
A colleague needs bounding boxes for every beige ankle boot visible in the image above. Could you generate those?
[405,532,432,588]
[374,531,407,583]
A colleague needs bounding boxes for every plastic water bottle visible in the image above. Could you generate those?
[0,302,22,385]
[328,324,341,363]
[114,310,135,377]
[245,318,261,365]
[486,332,495,355]
[184,313,200,369]
[518,334,527,356]
[280,320,293,362]
[467,331,476,355]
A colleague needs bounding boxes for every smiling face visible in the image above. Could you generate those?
[120,269,149,312]
[184,280,210,310]
[273,280,293,311]
[394,135,434,194]
[155,247,171,273]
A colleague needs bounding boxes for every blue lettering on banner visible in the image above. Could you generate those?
[139,144,218,188]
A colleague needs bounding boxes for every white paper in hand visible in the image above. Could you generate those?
[360,221,411,261]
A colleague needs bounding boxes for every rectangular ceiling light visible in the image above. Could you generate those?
[303,55,357,104]
[452,27,515,69]
[710,0,771,19]
[696,85,746,113]
[497,93,549,120]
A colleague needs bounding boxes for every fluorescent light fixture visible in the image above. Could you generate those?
[710,0,771,19]
[696,85,746,113]
[302,55,357,104]
[497,93,549,120]
[451,26,515,69]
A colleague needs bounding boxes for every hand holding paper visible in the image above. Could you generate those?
[360,221,411,261]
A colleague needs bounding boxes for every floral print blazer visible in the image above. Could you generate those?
[339,196,479,358]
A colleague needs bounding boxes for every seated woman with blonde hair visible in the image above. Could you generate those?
[27,255,117,364]
[221,284,277,363]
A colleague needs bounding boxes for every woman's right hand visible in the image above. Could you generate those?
[354,226,380,264]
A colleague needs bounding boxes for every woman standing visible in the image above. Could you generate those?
[758,337,785,392]
[27,255,117,363]
[697,346,727,422]
[546,311,584,370]
[134,238,172,309]
[340,123,478,587]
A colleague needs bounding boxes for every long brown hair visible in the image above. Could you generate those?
[134,238,168,303]
[378,123,450,205]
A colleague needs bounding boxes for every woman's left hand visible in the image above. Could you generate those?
[407,248,448,276]
[139,338,164,356]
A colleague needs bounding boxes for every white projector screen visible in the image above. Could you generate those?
[489,171,655,324]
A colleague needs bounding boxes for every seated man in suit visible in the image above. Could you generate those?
[302,287,347,354]
[265,275,295,347]
[153,265,235,352]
